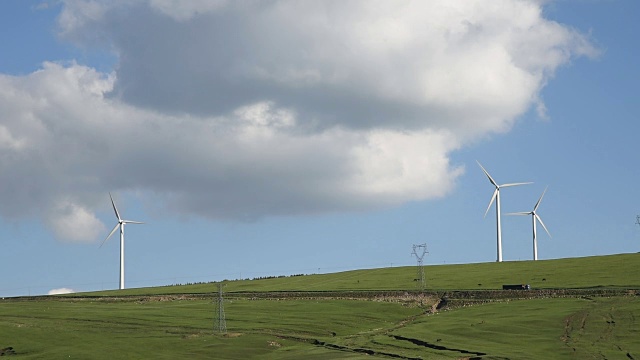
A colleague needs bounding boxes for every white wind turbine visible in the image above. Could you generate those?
[477,161,532,262]
[100,193,144,290]
[507,187,551,261]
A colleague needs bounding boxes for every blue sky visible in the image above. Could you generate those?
[1,0,639,297]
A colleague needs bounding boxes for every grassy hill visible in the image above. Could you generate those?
[82,252,640,296]
[1,253,638,359]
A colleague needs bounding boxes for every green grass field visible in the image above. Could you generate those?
[1,253,638,359]
[80,252,640,297]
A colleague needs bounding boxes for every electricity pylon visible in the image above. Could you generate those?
[412,243,428,290]
[213,282,227,334]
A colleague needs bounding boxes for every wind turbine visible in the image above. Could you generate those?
[507,187,551,261]
[477,161,531,262]
[100,193,143,290]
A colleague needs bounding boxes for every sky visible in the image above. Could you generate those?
[1,0,639,297]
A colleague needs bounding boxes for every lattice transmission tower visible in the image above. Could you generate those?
[213,283,227,334]
[412,243,428,290]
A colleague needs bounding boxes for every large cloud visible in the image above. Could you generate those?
[0,0,595,241]
[58,1,595,134]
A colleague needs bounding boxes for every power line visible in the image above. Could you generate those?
[411,243,428,290]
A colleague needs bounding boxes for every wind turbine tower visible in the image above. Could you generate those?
[507,187,551,261]
[100,193,144,290]
[477,161,531,262]
[411,244,428,290]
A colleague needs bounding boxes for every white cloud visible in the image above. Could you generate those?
[45,200,106,242]
[48,288,76,295]
[0,125,26,150]
[0,1,596,241]
[55,1,597,129]
[57,0,108,39]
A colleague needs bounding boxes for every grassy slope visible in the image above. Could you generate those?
[319,297,640,359]
[81,253,640,297]
[392,298,596,359]
[561,296,640,358]
[0,298,420,359]
[1,253,639,359]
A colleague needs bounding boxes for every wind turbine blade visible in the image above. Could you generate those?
[484,189,498,218]
[533,186,548,212]
[476,161,498,187]
[506,212,531,216]
[100,223,120,248]
[536,214,551,238]
[500,182,533,188]
[109,193,122,221]
[122,220,144,225]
